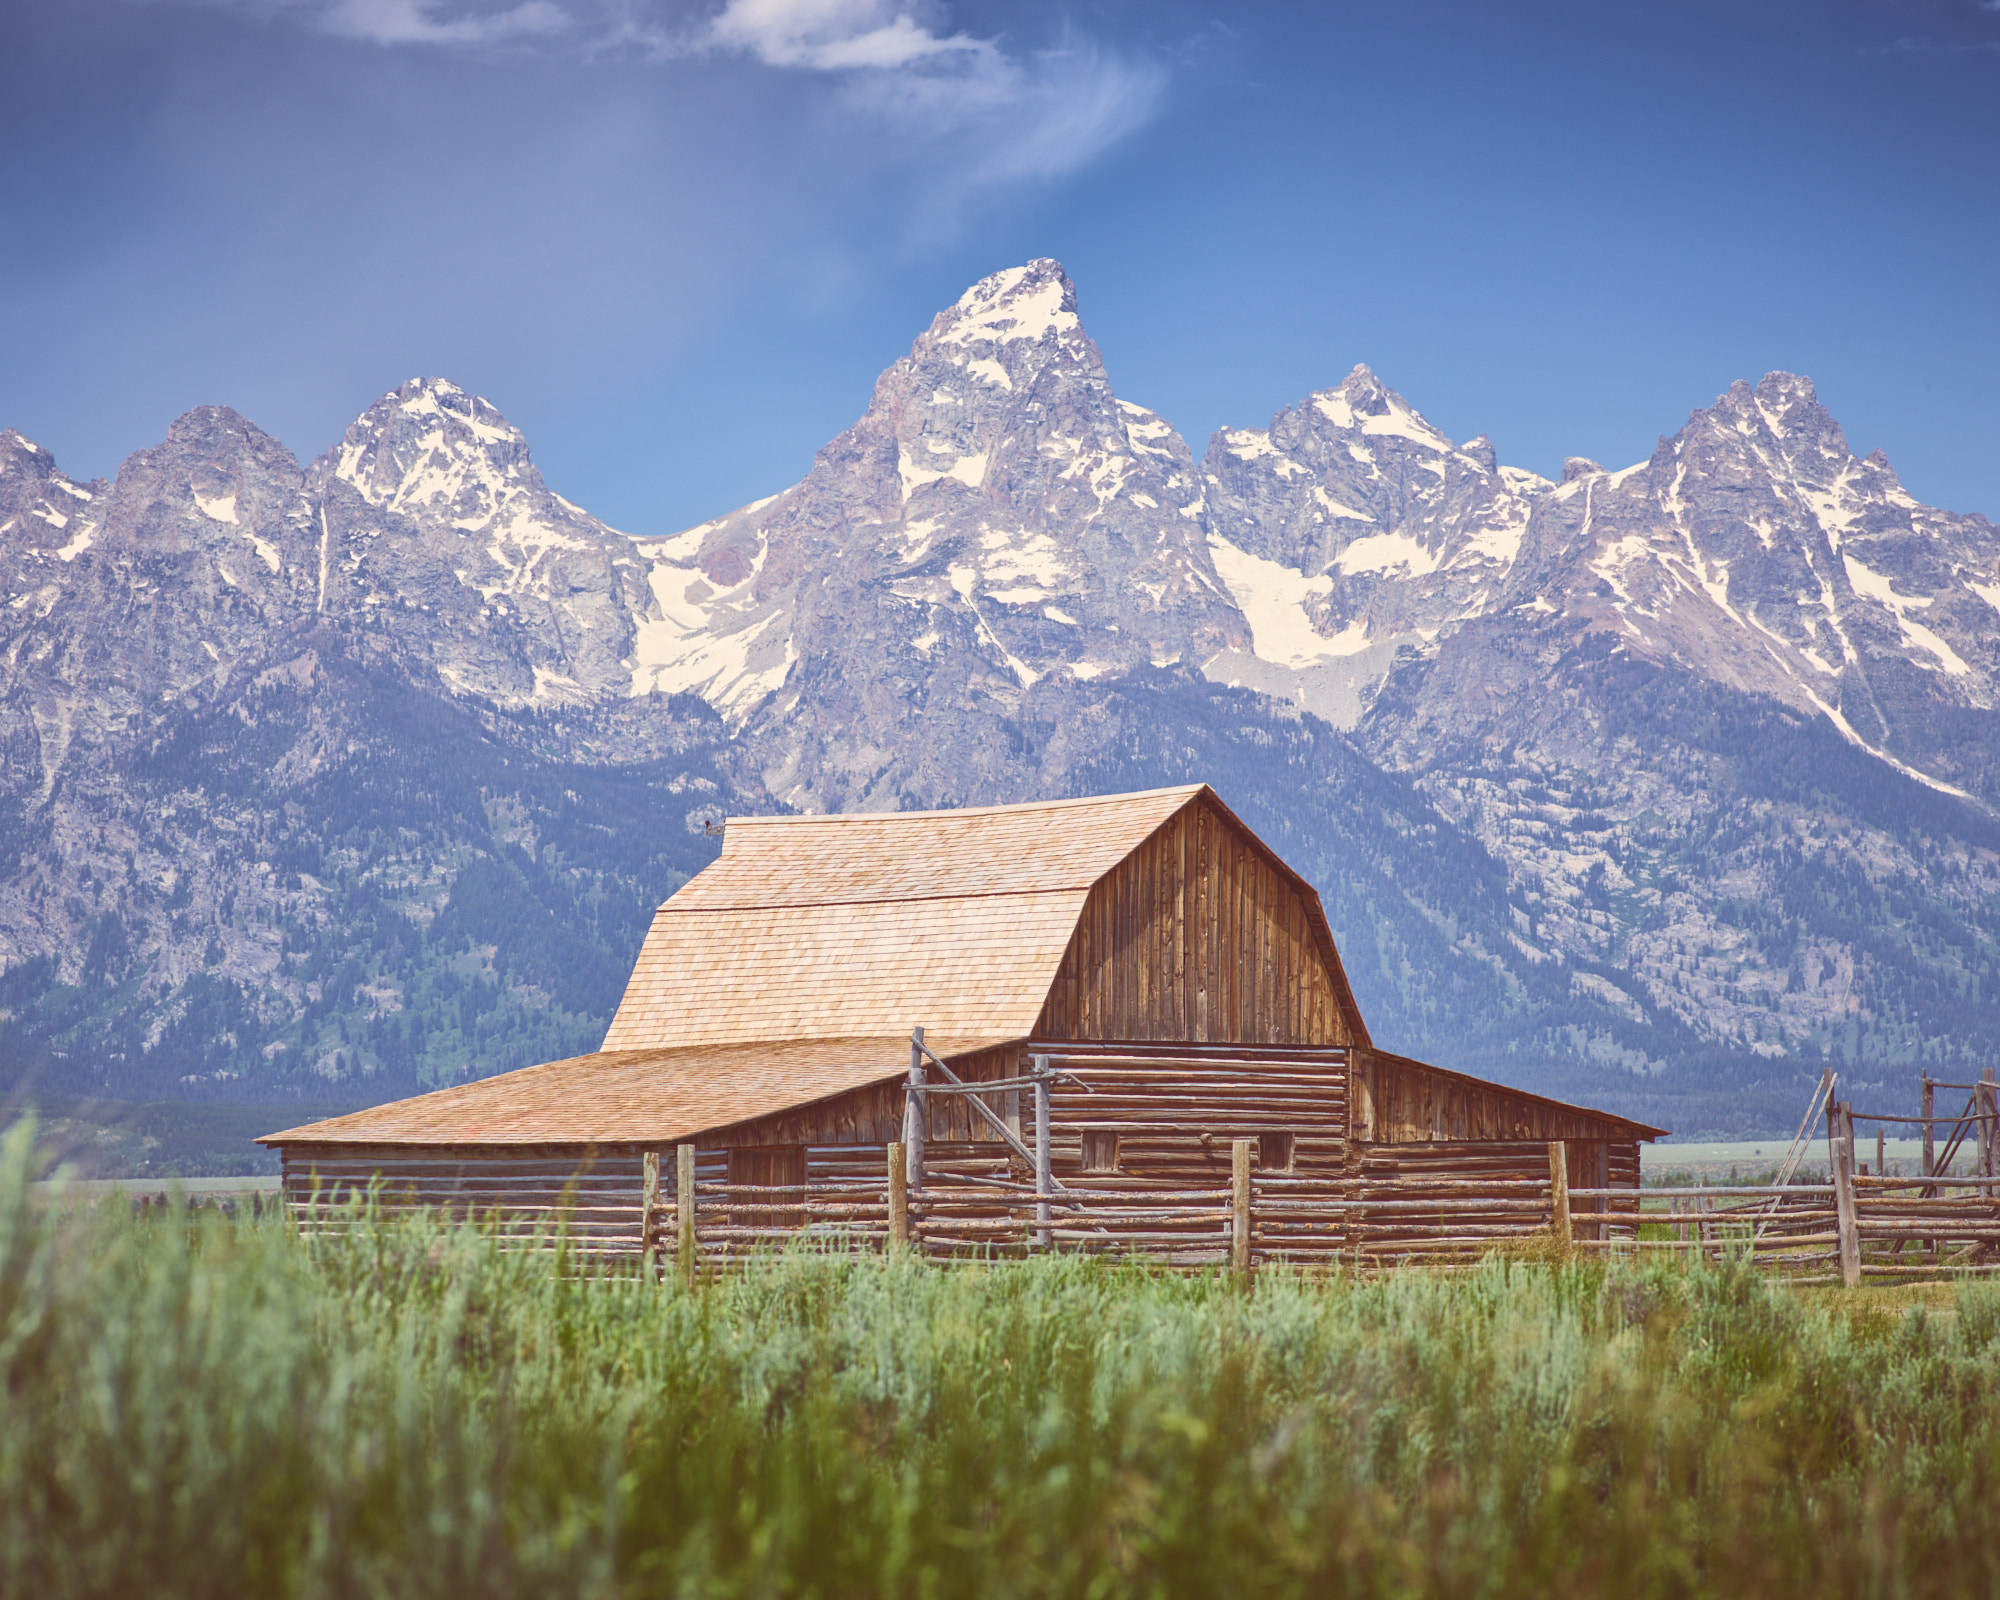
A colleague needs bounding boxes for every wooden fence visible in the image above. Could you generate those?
[277,1129,2000,1288]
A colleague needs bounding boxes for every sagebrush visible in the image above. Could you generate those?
[6,1121,2000,1599]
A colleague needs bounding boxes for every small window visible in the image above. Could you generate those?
[1259,1131,1296,1172]
[1080,1130,1120,1173]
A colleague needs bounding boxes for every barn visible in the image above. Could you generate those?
[264,784,1662,1264]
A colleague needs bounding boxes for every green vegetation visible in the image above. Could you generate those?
[9,1122,2000,1598]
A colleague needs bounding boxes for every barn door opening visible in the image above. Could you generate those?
[728,1145,806,1232]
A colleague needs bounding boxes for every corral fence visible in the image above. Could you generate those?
[276,1126,2000,1286]
[275,1059,2000,1286]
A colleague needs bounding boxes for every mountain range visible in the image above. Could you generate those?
[4,259,1996,1136]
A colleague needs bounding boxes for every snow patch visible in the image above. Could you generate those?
[948,562,1040,687]
[53,480,92,501]
[899,445,988,500]
[1844,553,1971,675]
[935,266,1078,349]
[1311,486,1375,522]
[1206,533,1384,668]
[1335,531,1442,577]
[55,525,94,562]
[1311,392,1354,428]
[963,357,1013,390]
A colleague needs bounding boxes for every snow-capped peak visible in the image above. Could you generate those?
[930,259,1082,350]
[1307,365,1453,449]
[331,377,539,516]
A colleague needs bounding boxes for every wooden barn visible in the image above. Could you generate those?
[264,785,1663,1265]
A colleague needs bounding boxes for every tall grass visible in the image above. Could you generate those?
[8,1120,2000,1600]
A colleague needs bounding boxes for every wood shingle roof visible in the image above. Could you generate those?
[600,784,1206,1050]
[260,1036,994,1148]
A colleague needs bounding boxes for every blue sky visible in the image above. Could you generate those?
[5,0,1998,533]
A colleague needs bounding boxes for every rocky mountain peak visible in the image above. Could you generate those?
[626,259,1241,806]
[923,258,1085,359]
[325,377,546,522]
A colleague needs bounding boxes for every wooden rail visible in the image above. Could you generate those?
[276,1128,2000,1286]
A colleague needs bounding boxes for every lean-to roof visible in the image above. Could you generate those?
[260,1036,996,1148]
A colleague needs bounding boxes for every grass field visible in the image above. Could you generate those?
[8,1120,2000,1599]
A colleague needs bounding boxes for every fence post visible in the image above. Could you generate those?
[1033,1055,1052,1252]
[906,1027,928,1194]
[887,1140,909,1251]
[1922,1077,1935,1178]
[1832,1136,1862,1288]
[1982,1070,1998,1181]
[1547,1141,1572,1256]
[1231,1139,1254,1278]
[676,1143,697,1287]
[641,1149,661,1280]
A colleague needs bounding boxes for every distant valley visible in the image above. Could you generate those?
[4,260,1996,1138]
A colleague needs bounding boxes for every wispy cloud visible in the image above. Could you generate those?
[219,0,575,47]
[1890,32,2000,52]
[325,0,567,45]
[185,0,1169,193]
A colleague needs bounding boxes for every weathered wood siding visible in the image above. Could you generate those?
[1035,796,1350,1046]
[1351,1050,1643,1147]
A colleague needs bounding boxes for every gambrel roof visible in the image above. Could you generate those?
[599,784,1338,1049]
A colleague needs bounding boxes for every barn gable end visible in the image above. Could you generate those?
[1035,793,1366,1047]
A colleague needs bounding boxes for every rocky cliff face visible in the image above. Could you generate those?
[3,260,1996,1131]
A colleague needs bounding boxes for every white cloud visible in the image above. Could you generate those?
[704,0,985,71]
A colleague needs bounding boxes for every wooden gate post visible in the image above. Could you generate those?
[1547,1141,1572,1256]
[1982,1070,1998,1181]
[1231,1139,1254,1278]
[906,1027,928,1194]
[676,1143,697,1286]
[1832,1136,1862,1288]
[641,1149,661,1280]
[887,1141,909,1251]
[1032,1056,1052,1252]
[1922,1077,1936,1179]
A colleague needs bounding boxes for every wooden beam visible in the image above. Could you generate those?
[1034,1055,1052,1252]
[1547,1141,1571,1255]
[641,1149,660,1280]
[905,1028,927,1191]
[1832,1137,1862,1288]
[1232,1138,1253,1278]
[887,1142,909,1250]
[676,1143,697,1286]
